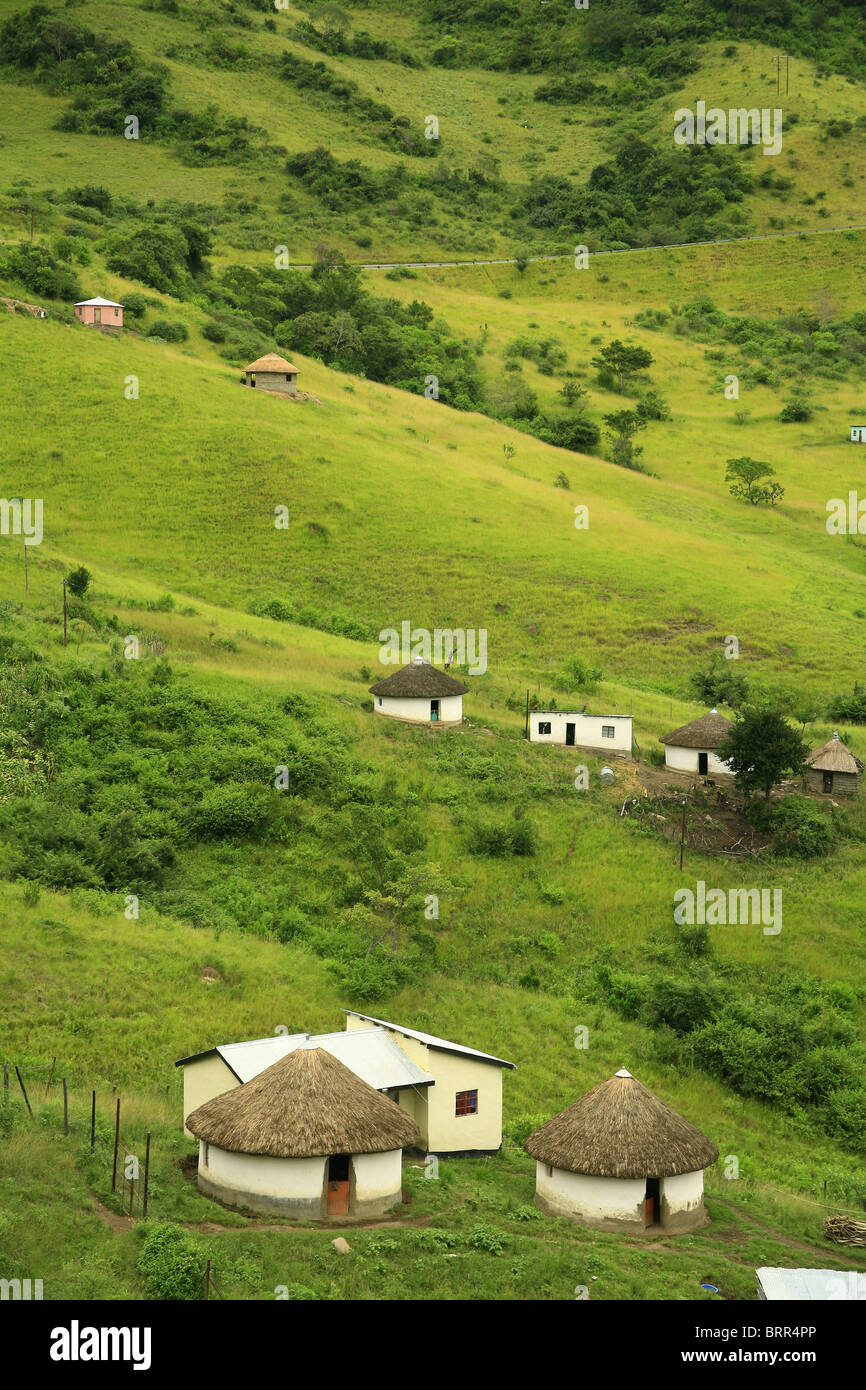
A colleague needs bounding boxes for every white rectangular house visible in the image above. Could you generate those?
[528,710,633,757]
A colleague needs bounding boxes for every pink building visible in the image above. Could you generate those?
[74,296,124,333]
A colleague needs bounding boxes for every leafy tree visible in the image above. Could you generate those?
[689,653,749,709]
[66,566,91,598]
[558,379,587,408]
[592,339,653,391]
[725,456,784,506]
[717,709,808,800]
[602,408,647,470]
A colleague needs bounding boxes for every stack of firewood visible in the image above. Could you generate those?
[824,1214,866,1246]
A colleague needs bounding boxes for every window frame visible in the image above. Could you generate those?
[455,1088,478,1118]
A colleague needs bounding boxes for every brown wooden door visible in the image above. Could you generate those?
[327,1155,350,1215]
[93,307,101,325]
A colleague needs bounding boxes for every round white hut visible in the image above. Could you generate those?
[659,709,734,778]
[525,1068,718,1233]
[187,1046,420,1218]
[369,657,468,727]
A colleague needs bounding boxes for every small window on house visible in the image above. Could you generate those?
[114,308,119,317]
[204,1142,209,1165]
[546,1164,553,1178]
[602,725,615,738]
[286,373,290,381]
[377,696,382,706]
[455,1089,478,1117]
[538,721,552,735]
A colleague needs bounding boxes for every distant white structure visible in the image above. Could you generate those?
[528,710,633,756]
[659,709,734,777]
[850,426,866,443]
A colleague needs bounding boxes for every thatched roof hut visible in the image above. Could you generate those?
[369,658,468,727]
[658,709,734,778]
[244,352,299,395]
[804,731,863,797]
[525,1069,718,1233]
[188,1048,420,1218]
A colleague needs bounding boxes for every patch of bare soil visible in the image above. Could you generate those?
[612,767,774,859]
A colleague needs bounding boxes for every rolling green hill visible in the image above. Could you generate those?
[1,0,866,1304]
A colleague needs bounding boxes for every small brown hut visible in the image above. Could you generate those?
[525,1068,718,1233]
[244,352,299,395]
[187,1047,419,1217]
[804,731,863,797]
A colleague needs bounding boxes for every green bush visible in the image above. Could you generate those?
[147,319,189,342]
[137,1223,201,1300]
[193,783,271,839]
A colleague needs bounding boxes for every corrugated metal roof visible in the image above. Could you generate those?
[756,1267,866,1300]
[344,1011,516,1069]
[74,296,124,307]
[214,1027,434,1091]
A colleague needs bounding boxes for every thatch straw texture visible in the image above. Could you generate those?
[806,733,863,775]
[245,353,299,373]
[187,1047,420,1158]
[369,660,469,698]
[659,712,733,749]
[525,1071,718,1178]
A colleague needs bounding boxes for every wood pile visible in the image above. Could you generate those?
[823,1214,866,1246]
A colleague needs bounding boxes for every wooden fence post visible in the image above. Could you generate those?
[112,1098,120,1192]
[45,1056,56,1097]
[15,1066,32,1115]
[62,1077,68,1135]
[143,1133,151,1219]
[90,1090,96,1151]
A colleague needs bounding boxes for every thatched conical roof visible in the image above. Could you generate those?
[806,732,863,775]
[525,1069,718,1178]
[245,352,299,373]
[369,658,469,698]
[187,1047,420,1158]
[659,710,733,749]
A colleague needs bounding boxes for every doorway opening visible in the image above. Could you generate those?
[698,752,709,776]
[430,699,440,722]
[565,723,576,746]
[645,1176,660,1227]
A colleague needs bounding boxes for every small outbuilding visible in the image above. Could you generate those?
[74,296,123,333]
[369,657,468,727]
[244,352,299,395]
[525,1067,718,1233]
[659,709,734,778]
[187,1046,420,1218]
[529,710,633,757]
[804,731,863,797]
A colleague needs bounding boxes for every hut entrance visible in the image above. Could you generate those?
[430,699,440,721]
[644,1176,660,1227]
[698,753,708,775]
[565,723,576,746]
[327,1154,350,1215]
[93,307,102,325]
[823,771,833,794]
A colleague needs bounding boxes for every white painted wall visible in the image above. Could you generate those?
[661,1168,704,1213]
[374,694,463,726]
[529,711,632,754]
[200,1142,325,1200]
[664,744,732,775]
[353,1149,402,1201]
[535,1163,645,1222]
